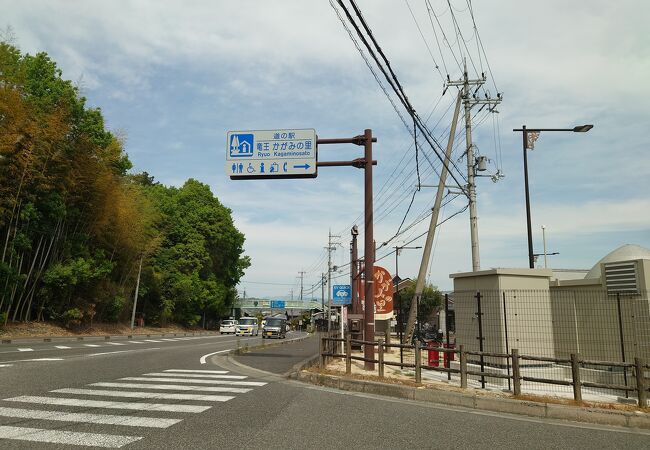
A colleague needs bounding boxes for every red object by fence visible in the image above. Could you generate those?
[427,341,440,367]
[443,343,455,366]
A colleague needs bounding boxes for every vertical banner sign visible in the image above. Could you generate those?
[358,266,394,319]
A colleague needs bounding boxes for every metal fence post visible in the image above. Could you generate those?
[635,358,647,408]
[571,353,582,402]
[503,292,511,391]
[460,344,467,388]
[512,348,521,396]
[616,293,628,397]
[346,334,352,375]
[378,339,384,378]
[476,291,485,389]
[445,293,451,381]
[415,342,422,384]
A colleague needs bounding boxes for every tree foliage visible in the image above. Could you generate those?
[0,42,248,327]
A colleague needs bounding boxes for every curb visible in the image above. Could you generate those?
[232,333,312,357]
[292,371,650,430]
[0,331,218,345]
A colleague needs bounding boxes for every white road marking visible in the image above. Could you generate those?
[143,372,246,380]
[129,341,145,344]
[107,342,126,346]
[0,364,12,368]
[91,382,251,394]
[84,344,101,347]
[159,338,179,341]
[0,425,141,448]
[52,388,234,402]
[23,358,64,361]
[143,339,163,343]
[164,369,228,374]
[87,349,159,357]
[4,396,211,413]
[121,376,266,386]
[0,406,180,428]
[17,348,33,352]
[54,345,71,349]
[199,349,231,364]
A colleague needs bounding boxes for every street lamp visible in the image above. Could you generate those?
[513,124,593,269]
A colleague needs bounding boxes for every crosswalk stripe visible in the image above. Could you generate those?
[52,388,234,402]
[0,425,141,448]
[5,396,211,413]
[163,369,228,374]
[84,344,101,347]
[121,376,266,386]
[107,342,126,346]
[17,348,33,352]
[143,372,247,380]
[54,345,71,349]
[0,406,180,428]
[91,382,251,394]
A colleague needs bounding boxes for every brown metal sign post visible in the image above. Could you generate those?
[317,129,376,370]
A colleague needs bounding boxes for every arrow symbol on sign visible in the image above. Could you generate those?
[293,164,310,170]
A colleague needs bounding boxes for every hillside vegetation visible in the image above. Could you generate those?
[0,41,249,328]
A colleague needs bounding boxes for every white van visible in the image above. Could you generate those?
[235,317,259,336]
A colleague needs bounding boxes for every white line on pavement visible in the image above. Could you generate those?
[0,425,142,448]
[199,349,231,364]
[129,341,145,344]
[163,369,228,374]
[143,339,164,343]
[91,382,251,394]
[0,406,180,428]
[84,344,101,347]
[17,348,33,352]
[52,388,234,402]
[106,342,126,346]
[143,372,246,380]
[86,349,160,357]
[120,376,266,386]
[4,396,211,413]
[54,346,71,349]
[0,364,12,368]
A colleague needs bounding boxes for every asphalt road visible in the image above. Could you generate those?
[0,332,648,449]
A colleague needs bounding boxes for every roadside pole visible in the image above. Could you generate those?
[130,254,143,330]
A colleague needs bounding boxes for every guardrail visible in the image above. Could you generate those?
[320,335,649,408]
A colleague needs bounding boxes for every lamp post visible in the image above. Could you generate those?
[513,124,593,269]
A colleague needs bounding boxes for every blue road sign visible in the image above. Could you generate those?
[270,300,286,309]
[332,285,352,305]
[225,129,317,179]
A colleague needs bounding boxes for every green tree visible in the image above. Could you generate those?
[396,280,443,328]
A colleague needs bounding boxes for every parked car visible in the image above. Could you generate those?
[262,317,287,339]
[235,317,259,336]
[219,319,237,334]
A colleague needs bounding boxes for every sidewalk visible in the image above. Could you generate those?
[231,332,320,376]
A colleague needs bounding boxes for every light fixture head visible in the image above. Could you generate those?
[572,124,593,132]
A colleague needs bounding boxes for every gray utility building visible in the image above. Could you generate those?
[449,245,650,385]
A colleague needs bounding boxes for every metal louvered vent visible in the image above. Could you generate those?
[604,261,638,294]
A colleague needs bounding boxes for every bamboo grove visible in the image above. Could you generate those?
[0,42,249,328]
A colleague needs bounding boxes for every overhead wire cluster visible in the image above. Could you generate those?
[252,1,503,296]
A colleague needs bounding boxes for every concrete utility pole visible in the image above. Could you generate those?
[325,230,340,331]
[404,91,461,344]
[350,225,359,315]
[446,59,502,272]
[298,270,306,302]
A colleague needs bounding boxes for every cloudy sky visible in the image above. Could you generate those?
[3,0,649,299]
